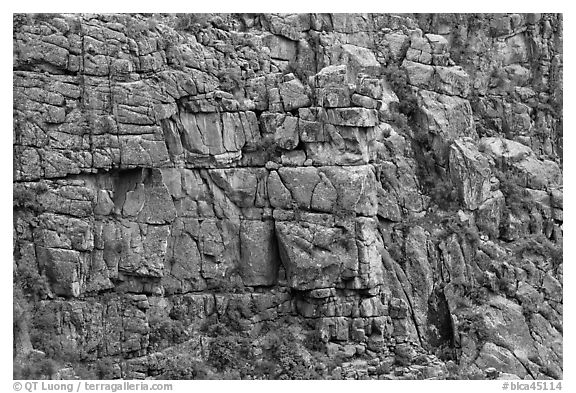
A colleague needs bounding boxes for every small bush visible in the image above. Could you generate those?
[30,13,62,25]
[148,318,189,349]
[462,283,489,305]
[217,69,243,93]
[463,224,481,249]
[73,363,98,380]
[208,334,252,372]
[95,358,118,379]
[283,61,309,82]
[387,111,412,136]
[158,354,211,379]
[458,312,489,345]
[199,314,219,334]
[252,359,278,379]
[514,233,562,268]
[13,186,37,210]
[422,176,459,210]
[147,18,158,31]
[303,329,325,352]
[16,262,50,301]
[125,19,150,36]
[13,14,29,32]
[494,169,537,215]
[383,64,419,117]
[209,274,246,294]
[13,357,58,380]
[174,14,211,33]
[264,328,320,379]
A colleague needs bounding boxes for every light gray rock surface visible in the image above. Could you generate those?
[13,13,562,381]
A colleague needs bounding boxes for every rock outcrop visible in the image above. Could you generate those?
[13,13,562,380]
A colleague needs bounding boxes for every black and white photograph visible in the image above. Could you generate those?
[11,9,564,387]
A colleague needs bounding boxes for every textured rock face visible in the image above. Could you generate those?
[13,13,562,380]
[449,138,494,210]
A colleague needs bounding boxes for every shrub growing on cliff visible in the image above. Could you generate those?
[383,64,419,118]
[261,324,321,379]
[148,317,189,350]
[283,61,310,83]
[387,111,413,137]
[422,176,459,211]
[303,329,325,352]
[202,322,257,377]
[16,262,50,301]
[457,311,489,347]
[174,14,211,33]
[494,170,533,215]
[13,187,37,210]
[217,69,243,93]
[158,354,211,379]
[13,357,58,380]
[514,233,562,268]
[13,14,30,32]
[124,16,161,37]
[208,334,253,373]
[29,13,62,26]
[95,358,119,379]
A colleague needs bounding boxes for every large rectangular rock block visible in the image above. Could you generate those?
[269,165,378,215]
[303,124,377,166]
[239,220,280,286]
[275,212,385,291]
[449,138,493,210]
[325,108,378,127]
[276,215,358,290]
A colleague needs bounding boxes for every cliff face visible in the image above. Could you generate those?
[13,13,562,380]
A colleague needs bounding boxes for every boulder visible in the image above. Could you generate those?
[262,33,297,60]
[277,167,322,210]
[262,113,300,150]
[480,137,562,190]
[206,168,269,208]
[334,44,381,77]
[239,220,279,286]
[351,93,378,109]
[317,86,351,108]
[416,90,476,163]
[449,138,493,210]
[276,165,378,215]
[434,66,470,97]
[475,191,506,238]
[479,137,532,163]
[298,118,326,142]
[276,212,385,291]
[325,108,378,127]
[178,112,224,155]
[163,218,205,294]
[267,170,293,209]
[474,342,529,379]
[384,33,409,60]
[276,215,359,290]
[313,64,353,87]
[403,60,470,97]
[279,77,311,111]
[403,60,434,86]
[303,124,376,166]
[40,247,82,297]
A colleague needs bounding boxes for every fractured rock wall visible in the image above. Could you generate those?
[13,13,562,380]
